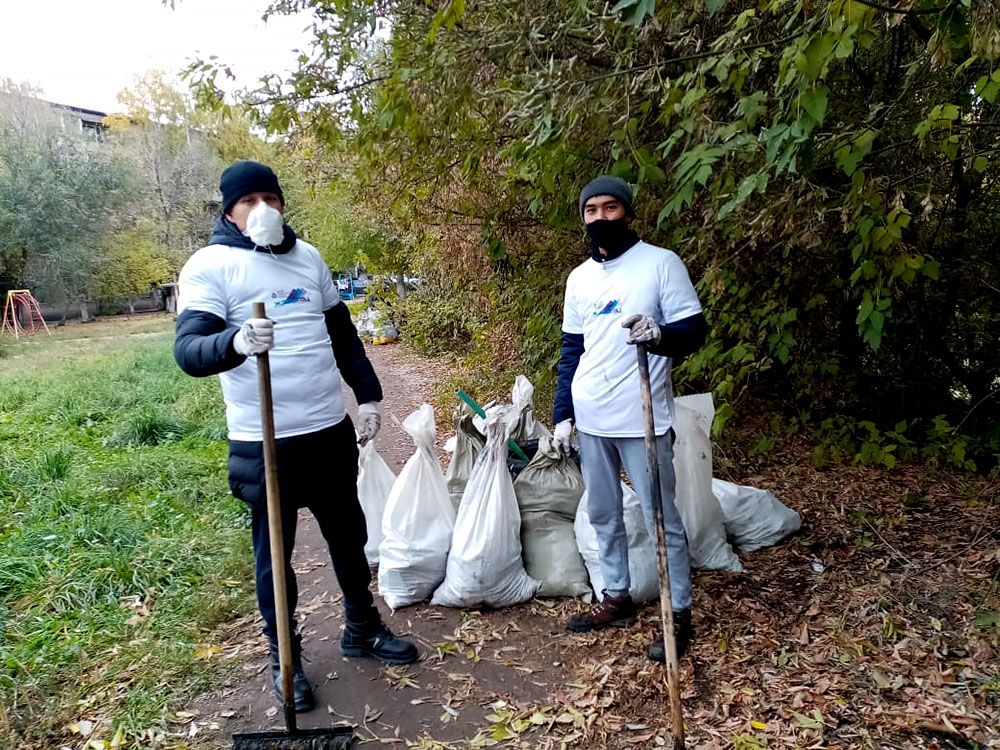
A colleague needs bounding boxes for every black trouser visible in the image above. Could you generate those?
[231,417,379,652]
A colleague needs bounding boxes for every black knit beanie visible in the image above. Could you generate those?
[220,161,284,215]
[578,175,634,220]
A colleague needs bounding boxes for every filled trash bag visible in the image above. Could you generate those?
[713,478,801,552]
[372,320,398,345]
[510,375,552,444]
[355,308,379,342]
[378,404,456,609]
[432,415,540,608]
[513,437,590,597]
[357,440,396,568]
[444,402,484,509]
[574,483,660,603]
[672,393,743,573]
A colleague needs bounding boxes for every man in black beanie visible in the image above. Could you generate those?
[552,175,708,662]
[174,160,418,713]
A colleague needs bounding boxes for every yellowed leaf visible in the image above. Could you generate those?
[193,644,222,661]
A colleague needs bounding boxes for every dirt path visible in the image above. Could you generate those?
[184,343,584,747]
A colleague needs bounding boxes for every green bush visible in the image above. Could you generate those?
[398,281,484,354]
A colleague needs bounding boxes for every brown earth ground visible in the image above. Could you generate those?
[180,342,999,750]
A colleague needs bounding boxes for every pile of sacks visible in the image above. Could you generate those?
[355,307,399,345]
[358,378,801,610]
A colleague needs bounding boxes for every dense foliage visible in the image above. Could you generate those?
[195,0,999,468]
[0,75,227,316]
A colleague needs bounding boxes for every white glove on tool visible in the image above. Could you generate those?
[356,402,383,446]
[233,317,274,356]
[553,418,574,457]
[622,314,661,345]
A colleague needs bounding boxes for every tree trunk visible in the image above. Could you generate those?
[79,303,90,323]
[396,270,407,300]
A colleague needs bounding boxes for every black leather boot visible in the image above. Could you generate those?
[647,608,693,663]
[270,659,316,713]
[341,619,419,665]
[269,635,316,713]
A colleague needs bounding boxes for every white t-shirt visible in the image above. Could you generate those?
[178,240,347,441]
[562,241,702,438]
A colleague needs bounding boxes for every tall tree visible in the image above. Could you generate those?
[0,82,135,319]
[107,72,221,266]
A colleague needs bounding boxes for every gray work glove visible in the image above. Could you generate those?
[622,314,661,345]
[233,317,275,356]
[357,402,383,446]
[553,418,574,457]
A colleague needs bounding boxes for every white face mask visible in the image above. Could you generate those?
[242,202,284,247]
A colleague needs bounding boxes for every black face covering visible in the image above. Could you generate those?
[586,219,640,262]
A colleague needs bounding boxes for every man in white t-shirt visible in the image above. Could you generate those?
[552,175,708,662]
[174,161,418,713]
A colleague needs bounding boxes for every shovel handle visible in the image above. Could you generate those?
[253,301,297,733]
[636,345,685,749]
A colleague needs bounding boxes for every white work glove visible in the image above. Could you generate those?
[233,317,274,356]
[356,402,382,446]
[553,418,574,457]
[622,314,661,345]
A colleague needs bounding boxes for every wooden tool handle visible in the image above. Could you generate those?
[636,345,685,749]
[253,301,297,732]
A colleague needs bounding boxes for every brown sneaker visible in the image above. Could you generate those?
[648,608,693,662]
[566,591,637,632]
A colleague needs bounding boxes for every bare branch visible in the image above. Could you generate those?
[851,0,951,15]
[245,76,390,107]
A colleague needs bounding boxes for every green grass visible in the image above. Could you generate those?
[0,315,255,748]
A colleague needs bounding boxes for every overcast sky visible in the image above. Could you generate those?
[0,0,314,112]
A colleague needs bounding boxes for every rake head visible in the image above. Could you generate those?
[231,727,356,749]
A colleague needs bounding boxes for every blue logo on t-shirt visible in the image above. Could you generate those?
[592,299,620,316]
[274,288,311,306]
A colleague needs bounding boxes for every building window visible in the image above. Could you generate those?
[80,120,104,142]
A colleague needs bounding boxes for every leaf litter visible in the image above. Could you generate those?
[391,439,999,749]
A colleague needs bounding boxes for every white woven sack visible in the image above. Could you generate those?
[432,416,540,608]
[357,441,396,567]
[377,404,456,609]
[574,484,660,603]
[444,403,484,509]
[712,478,801,552]
[672,393,743,572]
[511,374,552,442]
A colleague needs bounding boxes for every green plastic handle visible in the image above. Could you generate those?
[456,389,530,462]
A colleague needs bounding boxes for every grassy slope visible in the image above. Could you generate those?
[0,315,255,748]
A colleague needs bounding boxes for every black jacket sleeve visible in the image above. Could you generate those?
[174,309,246,377]
[324,303,383,404]
[552,331,584,425]
[646,312,709,359]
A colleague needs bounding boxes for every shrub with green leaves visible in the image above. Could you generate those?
[199,0,1000,468]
